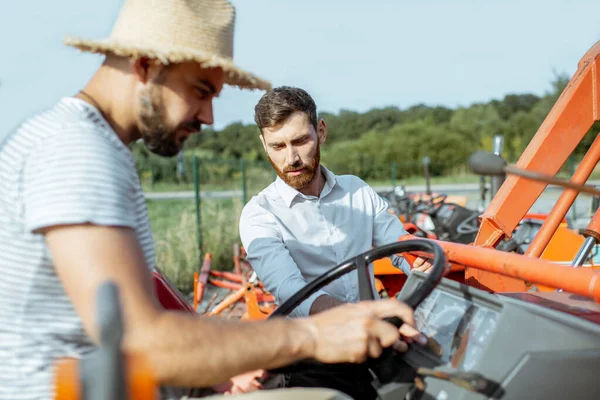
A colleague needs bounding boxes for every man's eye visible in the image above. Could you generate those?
[195,87,209,99]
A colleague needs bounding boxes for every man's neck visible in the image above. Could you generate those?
[76,67,139,146]
[298,165,326,198]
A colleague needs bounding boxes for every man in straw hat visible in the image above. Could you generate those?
[0,0,425,399]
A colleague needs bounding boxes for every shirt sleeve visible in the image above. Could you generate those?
[22,130,137,233]
[239,200,329,318]
[369,185,412,275]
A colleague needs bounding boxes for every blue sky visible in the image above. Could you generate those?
[1,0,600,136]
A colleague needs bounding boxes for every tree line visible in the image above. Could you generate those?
[131,73,600,185]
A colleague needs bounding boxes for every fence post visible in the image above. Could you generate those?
[391,161,397,188]
[241,158,248,205]
[176,149,184,183]
[422,156,431,195]
[193,156,203,269]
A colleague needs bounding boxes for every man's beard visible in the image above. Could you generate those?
[269,142,321,190]
[138,85,199,157]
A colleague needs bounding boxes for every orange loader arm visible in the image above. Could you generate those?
[470,41,600,292]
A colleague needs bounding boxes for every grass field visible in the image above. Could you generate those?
[147,197,243,293]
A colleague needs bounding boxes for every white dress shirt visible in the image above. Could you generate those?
[239,166,410,318]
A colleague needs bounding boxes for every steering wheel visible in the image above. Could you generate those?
[266,239,447,381]
[455,212,481,235]
[413,194,447,216]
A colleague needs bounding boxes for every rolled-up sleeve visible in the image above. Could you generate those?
[239,201,329,318]
[369,187,412,275]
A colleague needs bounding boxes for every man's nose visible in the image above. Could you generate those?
[287,147,300,165]
[196,100,214,126]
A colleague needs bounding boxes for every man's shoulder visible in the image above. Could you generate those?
[328,172,384,209]
[17,97,100,132]
[333,172,372,192]
[4,98,130,165]
[241,182,278,214]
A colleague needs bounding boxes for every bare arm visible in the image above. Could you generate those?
[45,224,313,387]
[45,224,421,388]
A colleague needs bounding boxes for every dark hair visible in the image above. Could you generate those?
[254,86,318,133]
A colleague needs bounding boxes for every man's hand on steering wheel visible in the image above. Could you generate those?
[412,256,449,275]
[303,299,427,364]
[412,256,433,273]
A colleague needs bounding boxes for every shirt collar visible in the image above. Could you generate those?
[275,165,338,208]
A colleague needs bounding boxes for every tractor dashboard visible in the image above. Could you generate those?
[381,272,600,399]
[413,284,501,371]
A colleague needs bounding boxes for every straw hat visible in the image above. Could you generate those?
[64,0,271,91]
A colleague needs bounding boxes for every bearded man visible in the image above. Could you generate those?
[239,86,433,399]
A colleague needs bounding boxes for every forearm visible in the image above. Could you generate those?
[124,311,316,388]
[309,294,345,315]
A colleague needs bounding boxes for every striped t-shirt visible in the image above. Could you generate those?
[0,97,156,400]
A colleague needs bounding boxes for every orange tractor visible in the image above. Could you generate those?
[55,41,600,399]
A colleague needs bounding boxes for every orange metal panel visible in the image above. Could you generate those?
[536,227,587,291]
[540,227,586,262]
[373,258,403,275]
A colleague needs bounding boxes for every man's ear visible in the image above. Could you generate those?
[132,57,164,84]
[317,118,327,144]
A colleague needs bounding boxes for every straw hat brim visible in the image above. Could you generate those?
[64,36,272,91]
